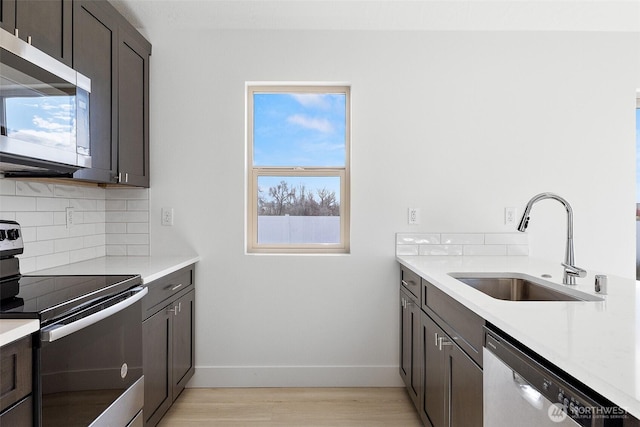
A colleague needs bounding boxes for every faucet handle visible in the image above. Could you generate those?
[561,263,587,278]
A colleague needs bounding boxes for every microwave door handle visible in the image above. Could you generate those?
[41,287,148,343]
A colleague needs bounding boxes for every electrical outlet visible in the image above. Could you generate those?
[408,208,420,225]
[65,207,75,228]
[505,207,517,225]
[161,207,174,226]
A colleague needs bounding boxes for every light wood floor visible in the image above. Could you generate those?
[157,388,423,426]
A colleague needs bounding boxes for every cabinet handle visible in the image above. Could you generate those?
[167,305,178,316]
[14,28,18,37]
[438,336,453,351]
[118,172,122,182]
[125,173,129,183]
[401,280,409,287]
[171,284,183,291]
[178,302,182,313]
[434,332,439,347]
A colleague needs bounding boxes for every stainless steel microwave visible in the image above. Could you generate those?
[0,27,91,176]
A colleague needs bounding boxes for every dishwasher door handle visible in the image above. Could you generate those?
[42,287,148,342]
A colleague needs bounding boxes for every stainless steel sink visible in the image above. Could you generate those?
[448,273,603,302]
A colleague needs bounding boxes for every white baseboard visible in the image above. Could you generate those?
[187,365,404,388]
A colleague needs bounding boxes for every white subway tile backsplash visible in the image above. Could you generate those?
[16,181,54,197]
[36,197,69,211]
[36,252,70,270]
[441,233,484,245]
[37,225,69,241]
[508,245,530,256]
[1,196,37,211]
[106,200,127,211]
[0,180,16,195]
[127,223,149,234]
[1,179,150,270]
[54,237,84,253]
[419,245,463,256]
[106,223,127,234]
[463,245,507,256]
[396,233,440,245]
[396,244,419,256]
[23,240,55,257]
[484,233,529,245]
[15,212,54,226]
[397,232,528,257]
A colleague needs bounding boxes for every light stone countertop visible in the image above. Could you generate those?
[0,255,200,345]
[397,255,640,418]
[33,254,201,284]
[0,318,38,347]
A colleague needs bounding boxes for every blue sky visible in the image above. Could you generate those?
[5,96,75,148]
[253,92,346,198]
[253,92,346,167]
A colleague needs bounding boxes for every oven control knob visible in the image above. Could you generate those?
[6,229,19,241]
[0,230,5,241]
[120,363,128,379]
[557,392,564,402]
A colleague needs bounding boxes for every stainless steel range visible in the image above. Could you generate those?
[0,220,146,427]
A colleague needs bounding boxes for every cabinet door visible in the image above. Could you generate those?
[172,289,195,399]
[399,291,411,387]
[73,0,119,184]
[14,0,72,66]
[143,307,172,427]
[0,396,32,427]
[448,343,482,427]
[422,312,445,427]
[0,0,15,33]
[399,290,422,408]
[118,27,150,187]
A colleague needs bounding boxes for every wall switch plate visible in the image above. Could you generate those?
[408,208,420,225]
[161,207,174,226]
[65,207,75,228]
[505,207,517,225]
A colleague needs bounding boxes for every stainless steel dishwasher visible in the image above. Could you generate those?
[484,327,637,427]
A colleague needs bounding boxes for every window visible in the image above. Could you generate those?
[247,85,350,253]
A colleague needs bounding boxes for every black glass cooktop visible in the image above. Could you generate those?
[0,274,141,325]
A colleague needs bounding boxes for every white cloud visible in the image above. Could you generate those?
[287,114,333,133]
[32,116,71,131]
[290,94,330,109]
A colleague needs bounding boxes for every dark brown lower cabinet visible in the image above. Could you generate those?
[0,335,33,427]
[143,265,195,427]
[399,264,483,427]
[420,312,482,427]
[400,288,422,408]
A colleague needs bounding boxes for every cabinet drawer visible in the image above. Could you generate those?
[0,395,33,427]
[0,336,32,413]
[143,266,194,319]
[423,280,484,367]
[400,265,421,300]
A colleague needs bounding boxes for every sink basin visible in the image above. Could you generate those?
[448,273,603,302]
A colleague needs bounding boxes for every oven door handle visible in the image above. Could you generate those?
[41,287,148,342]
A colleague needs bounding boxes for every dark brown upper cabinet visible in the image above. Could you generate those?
[117,25,150,187]
[1,0,73,66]
[71,1,151,187]
[72,0,119,184]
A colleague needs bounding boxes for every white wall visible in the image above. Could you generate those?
[145,28,639,386]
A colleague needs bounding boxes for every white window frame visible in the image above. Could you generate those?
[246,84,351,254]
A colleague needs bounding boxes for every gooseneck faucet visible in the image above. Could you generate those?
[517,192,586,285]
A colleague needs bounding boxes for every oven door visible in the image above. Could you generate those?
[39,286,147,427]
